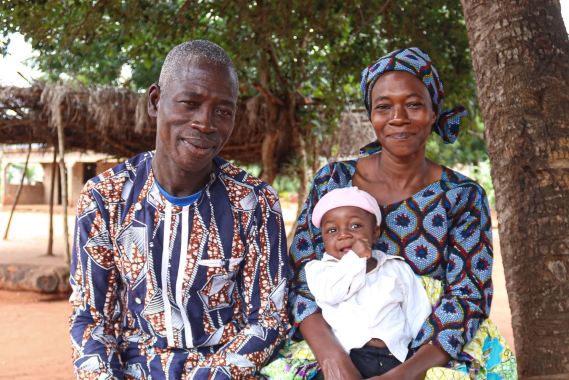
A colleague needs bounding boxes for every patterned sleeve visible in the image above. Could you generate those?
[69,181,124,378]
[411,184,493,360]
[288,164,338,339]
[189,185,289,379]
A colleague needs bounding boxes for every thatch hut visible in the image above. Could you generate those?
[0,82,374,179]
[0,83,273,163]
[1,83,375,259]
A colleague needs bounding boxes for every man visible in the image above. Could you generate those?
[69,40,289,379]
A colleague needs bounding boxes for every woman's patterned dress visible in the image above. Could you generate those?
[279,158,516,379]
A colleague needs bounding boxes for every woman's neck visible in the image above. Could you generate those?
[353,150,442,206]
[375,151,435,190]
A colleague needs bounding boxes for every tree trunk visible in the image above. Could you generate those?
[260,130,281,185]
[257,52,283,185]
[56,119,71,265]
[3,143,32,240]
[46,145,57,256]
[461,0,569,377]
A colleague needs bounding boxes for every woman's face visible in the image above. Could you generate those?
[369,71,437,158]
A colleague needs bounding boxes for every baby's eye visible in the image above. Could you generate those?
[327,228,337,234]
[350,223,361,229]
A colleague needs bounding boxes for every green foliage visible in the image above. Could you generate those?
[1,0,488,170]
[470,158,495,207]
[6,163,44,185]
[426,115,488,167]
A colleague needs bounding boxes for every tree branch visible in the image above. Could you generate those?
[72,0,108,44]
[350,0,393,41]
[252,82,284,106]
[266,45,288,88]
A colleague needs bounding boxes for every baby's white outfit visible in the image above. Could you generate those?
[305,249,432,363]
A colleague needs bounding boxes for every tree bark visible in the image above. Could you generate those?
[3,143,32,240]
[461,0,569,377]
[257,52,284,185]
[260,130,281,184]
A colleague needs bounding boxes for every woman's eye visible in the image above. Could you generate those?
[376,104,390,110]
[408,102,423,108]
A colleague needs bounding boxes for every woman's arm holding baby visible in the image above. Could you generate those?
[368,345,451,380]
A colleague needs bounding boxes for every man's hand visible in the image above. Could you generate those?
[351,238,373,259]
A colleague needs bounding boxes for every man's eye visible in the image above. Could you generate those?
[215,109,232,116]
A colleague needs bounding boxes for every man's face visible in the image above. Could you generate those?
[149,61,238,174]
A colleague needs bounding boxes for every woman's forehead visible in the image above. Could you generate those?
[371,71,430,99]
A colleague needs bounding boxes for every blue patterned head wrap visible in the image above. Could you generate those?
[360,47,468,148]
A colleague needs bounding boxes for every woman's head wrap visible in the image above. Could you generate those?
[360,47,467,148]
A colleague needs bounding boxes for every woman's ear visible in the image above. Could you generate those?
[373,225,381,241]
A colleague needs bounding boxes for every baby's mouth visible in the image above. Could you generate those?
[340,247,352,254]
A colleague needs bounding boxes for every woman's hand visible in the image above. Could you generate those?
[365,344,450,380]
[320,354,363,380]
[299,313,363,380]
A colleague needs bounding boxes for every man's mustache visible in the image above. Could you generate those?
[178,132,219,145]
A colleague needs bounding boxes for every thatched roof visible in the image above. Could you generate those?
[0,83,373,167]
[0,83,270,163]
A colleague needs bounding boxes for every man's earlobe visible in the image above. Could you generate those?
[147,83,160,118]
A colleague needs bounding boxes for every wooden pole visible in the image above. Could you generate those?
[56,115,71,265]
[46,145,57,256]
[3,143,32,240]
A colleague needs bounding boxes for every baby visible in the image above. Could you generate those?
[306,187,432,379]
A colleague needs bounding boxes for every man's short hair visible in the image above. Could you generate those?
[158,40,239,94]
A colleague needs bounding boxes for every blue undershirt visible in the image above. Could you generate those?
[154,180,202,207]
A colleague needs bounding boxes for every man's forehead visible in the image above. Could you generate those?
[165,61,238,98]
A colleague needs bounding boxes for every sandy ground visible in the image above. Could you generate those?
[0,204,514,379]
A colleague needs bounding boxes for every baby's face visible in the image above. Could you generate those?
[320,206,379,260]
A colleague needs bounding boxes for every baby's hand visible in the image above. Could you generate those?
[351,239,373,259]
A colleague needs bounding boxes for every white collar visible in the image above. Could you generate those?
[321,250,403,271]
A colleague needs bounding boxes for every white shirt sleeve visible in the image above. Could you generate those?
[396,262,433,339]
[305,251,367,306]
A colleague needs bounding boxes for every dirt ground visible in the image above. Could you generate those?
[0,205,515,379]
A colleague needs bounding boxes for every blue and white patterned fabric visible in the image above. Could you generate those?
[288,153,493,362]
[69,152,289,379]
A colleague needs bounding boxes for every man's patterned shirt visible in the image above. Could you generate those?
[69,152,289,379]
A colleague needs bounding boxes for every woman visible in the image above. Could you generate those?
[286,48,516,379]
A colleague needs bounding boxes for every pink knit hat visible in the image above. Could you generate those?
[312,187,382,228]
